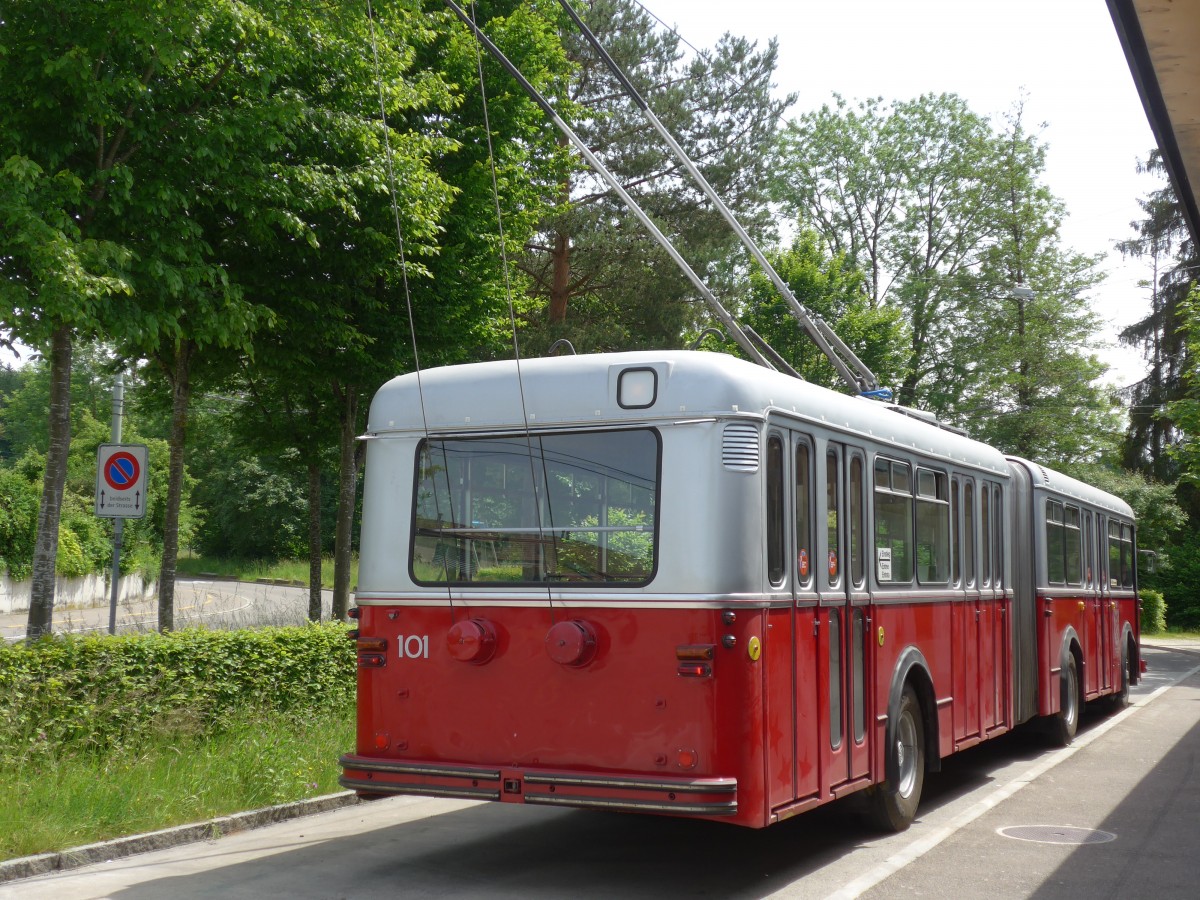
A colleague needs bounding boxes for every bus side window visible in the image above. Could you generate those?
[915,468,949,584]
[850,455,865,588]
[981,484,991,587]
[993,485,1003,588]
[874,458,913,584]
[1108,521,1121,588]
[826,450,840,588]
[767,435,785,585]
[951,477,961,586]
[795,441,812,588]
[1046,500,1065,584]
[964,480,976,587]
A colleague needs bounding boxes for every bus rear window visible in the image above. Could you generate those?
[412,429,659,586]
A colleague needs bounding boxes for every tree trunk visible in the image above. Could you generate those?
[307,459,323,622]
[157,340,193,632]
[332,385,359,620]
[548,227,571,324]
[26,324,73,640]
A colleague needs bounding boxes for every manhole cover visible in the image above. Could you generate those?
[999,825,1116,845]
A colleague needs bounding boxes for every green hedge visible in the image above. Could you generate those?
[0,624,355,765]
[1140,589,1167,634]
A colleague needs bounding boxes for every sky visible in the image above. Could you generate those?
[640,0,1162,390]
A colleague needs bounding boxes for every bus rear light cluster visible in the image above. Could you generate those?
[676,644,715,677]
[356,635,388,668]
[545,620,598,667]
[447,618,498,665]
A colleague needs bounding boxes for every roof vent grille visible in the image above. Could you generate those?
[722,423,760,472]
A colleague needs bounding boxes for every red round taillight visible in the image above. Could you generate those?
[545,620,598,667]
[446,618,498,665]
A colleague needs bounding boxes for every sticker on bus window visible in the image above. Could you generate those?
[798,548,809,578]
[877,547,892,581]
[828,550,838,578]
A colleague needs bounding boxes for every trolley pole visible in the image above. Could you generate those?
[108,374,125,635]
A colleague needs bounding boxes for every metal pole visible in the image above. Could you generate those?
[108,374,124,635]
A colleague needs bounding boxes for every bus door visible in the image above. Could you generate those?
[818,441,870,793]
[1095,514,1115,693]
[791,433,820,803]
[980,482,1008,733]
[955,478,981,743]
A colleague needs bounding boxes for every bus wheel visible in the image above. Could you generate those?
[1051,654,1080,745]
[868,684,924,832]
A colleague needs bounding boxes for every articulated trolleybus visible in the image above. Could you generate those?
[340,349,1141,830]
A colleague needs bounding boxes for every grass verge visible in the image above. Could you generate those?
[0,705,352,862]
[175,554,358,591]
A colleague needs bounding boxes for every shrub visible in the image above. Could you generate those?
[1140,589,1167,634]
[1143,531,1200,630]
[0,467,39,580]
[0,624,355,765]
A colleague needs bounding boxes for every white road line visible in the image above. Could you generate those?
[814,658,1200,900]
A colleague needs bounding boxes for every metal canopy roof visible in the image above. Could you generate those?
[1108,0,1200,248]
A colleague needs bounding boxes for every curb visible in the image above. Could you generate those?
[0,791,360,884]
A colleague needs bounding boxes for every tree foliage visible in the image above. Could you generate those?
[1117,151,1199,483]
[518,0,790,353]
[741,230,908,388]
[773,96,1116,465]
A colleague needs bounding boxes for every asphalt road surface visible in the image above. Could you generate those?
[4,638,1198,900]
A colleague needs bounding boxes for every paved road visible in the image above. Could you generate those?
[0,578,338,640]
[4,639,1198,899]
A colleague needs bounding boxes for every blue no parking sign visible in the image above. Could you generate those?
[95,443,149,519]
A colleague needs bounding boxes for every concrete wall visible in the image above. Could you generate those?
[0,573,157,615]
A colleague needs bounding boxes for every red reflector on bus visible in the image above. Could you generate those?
[677,749,698,769]
[358,653,386,668]
[357,637,388,653]
[677,663,712,678]
[447,618,498,665]
[374,733,390,750]
[676,644,715,661]
[546,620,599,667]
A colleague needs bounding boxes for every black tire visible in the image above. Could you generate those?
[867,684,925,832]
[1108,641,1131,712]
[1051,653,1080,746]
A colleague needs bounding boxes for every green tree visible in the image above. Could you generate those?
[774,96,1115,461]
[740,230,908,389]
[518,0,790,353]
[0,1,280,636]
[775,94,1015,407]
[1117,151,1198,484]
[949,112,1117,462]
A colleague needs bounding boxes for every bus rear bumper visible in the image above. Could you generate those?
[338,754,738,817]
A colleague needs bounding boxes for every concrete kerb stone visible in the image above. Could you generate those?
[0,791,360,885]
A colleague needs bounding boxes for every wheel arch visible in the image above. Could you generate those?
[1120,621,1139,686]
[885,646,940,787]
[1058,626,1083,711]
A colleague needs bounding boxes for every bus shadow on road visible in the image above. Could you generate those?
[103,713,1130,900]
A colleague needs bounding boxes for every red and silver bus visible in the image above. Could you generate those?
[339,350,1140,830]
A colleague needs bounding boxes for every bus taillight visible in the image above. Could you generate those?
[676,644,715,677]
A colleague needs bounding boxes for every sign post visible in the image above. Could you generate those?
[96,376,148,633]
